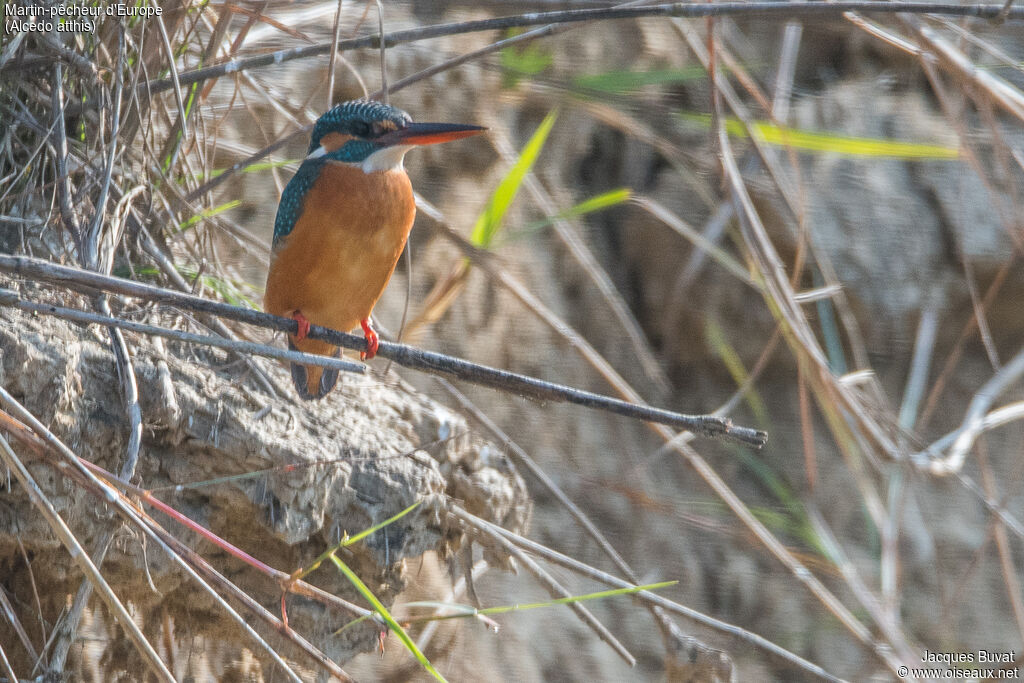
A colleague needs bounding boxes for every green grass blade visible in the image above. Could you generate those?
[401,581,677,621]
[188,157,298,183]
[330,554,447,682]
[293,501,421,584]
[680,113,959,160]
[176,199,241,232]
[512,188,632,239]
[733,447,828,557]
[500,35,553,88]
[566,188,632,216]
[470,110,558,249]
[574,67,709,93]
[342,501,421,547]
[704,317,768,426]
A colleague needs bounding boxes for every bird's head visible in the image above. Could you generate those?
[307,100,485,172]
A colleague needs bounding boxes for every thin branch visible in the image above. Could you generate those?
[0,400,341,682]
[914,23,1024,123]
[84,29,125,271]
[413,199,766,448]
[0,435,175,682]
[50,63,81,256]
[437,378,636,582]
[141,3,1024,96]
[47,295,145,674]
[436,376,715,665]
[0,642,18,683]
[976,444,1024,642]
[0,288,366,376]
[326,0,344,109]
[375,0,388,104]
[913,348,1024,475]
[134,222,286,398]
[0,581,38,667]
[0,255,767,447]
[805,506,922,671]
[714,120,911,675]
[489,131,671,394]
[466,508,637,666]
[449,506,841,683]
[415,558,489,652]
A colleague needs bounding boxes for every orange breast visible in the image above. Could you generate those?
[264,163,416,338]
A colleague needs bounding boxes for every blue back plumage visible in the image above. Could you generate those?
[273,159,321,248]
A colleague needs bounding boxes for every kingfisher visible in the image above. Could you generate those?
[264,99,485,400]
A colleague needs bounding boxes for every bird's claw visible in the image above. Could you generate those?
[291,311,311,341]
[360,318,379,361]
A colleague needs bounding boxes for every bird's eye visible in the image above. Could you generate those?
[350,121,371,138]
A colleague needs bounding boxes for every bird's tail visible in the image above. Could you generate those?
[288,336,341,400]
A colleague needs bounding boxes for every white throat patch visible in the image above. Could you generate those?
[360,145,413,173]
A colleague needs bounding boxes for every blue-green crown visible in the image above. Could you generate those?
[308,100,412,154]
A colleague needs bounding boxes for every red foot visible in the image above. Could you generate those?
[360,318,379,361]
[291,311,311,341]
[377,629,387,657]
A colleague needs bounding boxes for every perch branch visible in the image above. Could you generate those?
[0,255,767,447]
[142,3,1024,96]
[133,222,287,398]
[0,289,366,376]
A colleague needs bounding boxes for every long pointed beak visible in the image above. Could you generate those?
[378,122,487,147]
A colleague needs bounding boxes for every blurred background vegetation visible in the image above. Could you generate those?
[2,1,1024,681]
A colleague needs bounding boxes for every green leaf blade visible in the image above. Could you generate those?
[330,554,448,683]
[471,110,558,249]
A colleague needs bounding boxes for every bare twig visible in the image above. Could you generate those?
[50,63,81,254]
[84,30,125,271]
[134,222,286,398]
[414,558,489,652]
[438,378,636,581]
[0,582,37,667]
[155,13,190,150]
[0,642,18,683]
[449,506,841,682]
[489,131,671,394]
[47,296,145,674]
[0,255,767,446]
[142,3,1024,96]
[436,377,715,666]
[805,507,922,673]
[327,0,345,108]
[465,508,637,666]
[0,287,365,376]
[0,435,175,682]
[714,120,909,676]
[375,0,388,104]
[0,400,343,682]
[914,348,1024,475]
[976,445,1024,642]
[914,23,1024,123]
